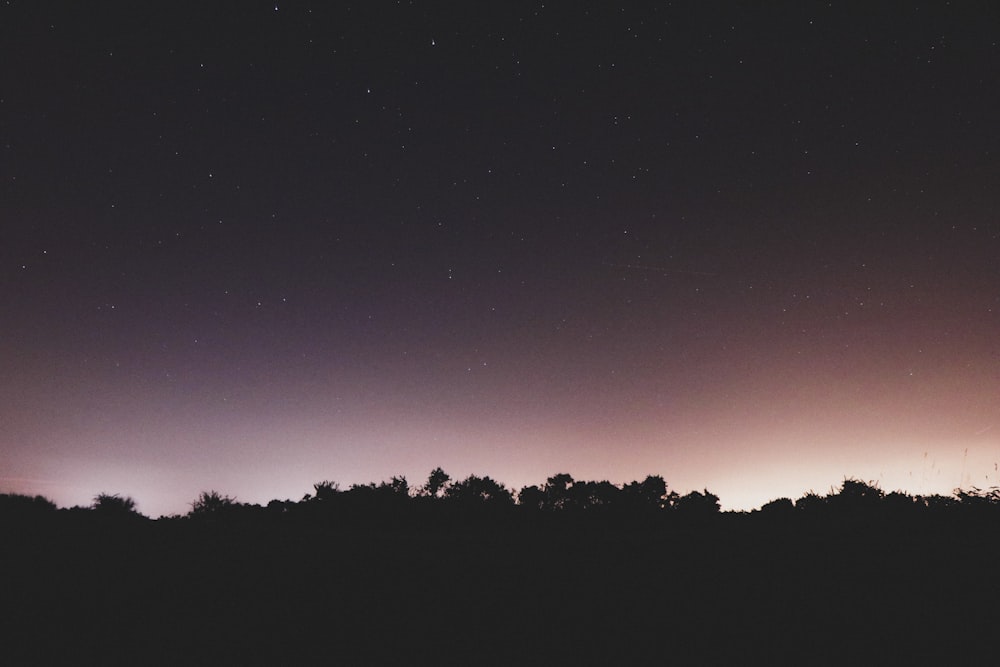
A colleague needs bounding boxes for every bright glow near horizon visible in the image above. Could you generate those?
[6,383,998,517]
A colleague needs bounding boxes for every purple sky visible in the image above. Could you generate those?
[3,2,999,516]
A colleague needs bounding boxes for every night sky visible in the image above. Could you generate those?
[4,1,999,517]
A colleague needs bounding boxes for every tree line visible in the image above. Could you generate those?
[4,471,1000,524]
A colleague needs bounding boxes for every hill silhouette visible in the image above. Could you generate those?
[3,473,1000,664]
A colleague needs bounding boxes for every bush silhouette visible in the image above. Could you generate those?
[312,480,340,501]
[795,492,826,514]
[92,493,141,517]
[760,497,794,516]
[188,490,238,517]
[0,493,57,516]
[830,478,883,512]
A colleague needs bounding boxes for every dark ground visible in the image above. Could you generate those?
[4,507,998,665]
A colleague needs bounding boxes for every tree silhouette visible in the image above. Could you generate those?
[445,474,514,506]
[344,476,411,498]
[11,468,1000,665]
[387,475,409,497]
[674,489,720,516]
[543,473,575,510]
[566,479,621,510]
[622,475,675,511]
[517,484,546,510]
[333,477,412,522]
[422,467,451,498]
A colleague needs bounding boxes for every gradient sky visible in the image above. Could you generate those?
[3,2,999,517]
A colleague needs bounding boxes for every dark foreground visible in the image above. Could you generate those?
[4,509,999,665]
